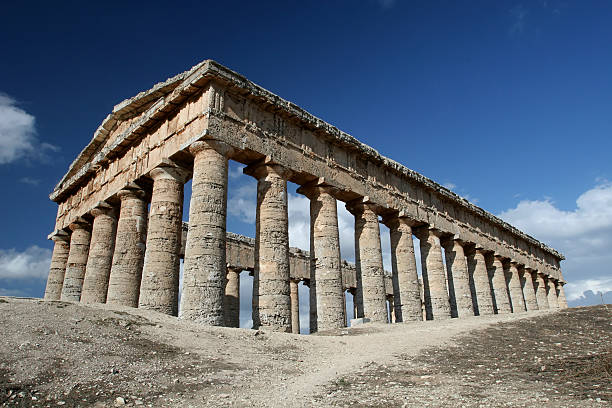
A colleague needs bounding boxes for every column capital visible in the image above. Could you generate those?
[345,196,383,216]
[381,211,420,229]
[493,254,507,262]
[244,157,291,180]
[296,179,338,199]
[149,159,190,183]
[439,235,467,248]
[189,139,234,158]
[90,201,117,219]
[47,229,70,242]
[117,185,147,201]
[412,225,444,240]
[68,218,91,232]
[226,265,243,274]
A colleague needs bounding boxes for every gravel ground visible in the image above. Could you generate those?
[0,297,609,407]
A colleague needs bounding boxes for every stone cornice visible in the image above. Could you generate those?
[52,60,564,261]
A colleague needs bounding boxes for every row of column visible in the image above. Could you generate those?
[45,138,567,334]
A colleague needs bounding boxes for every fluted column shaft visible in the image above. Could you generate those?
[386,217,422,322]
[61,222,92,301]
[348,202,387,323]
[415,228,451,320]
[468,249,494,315]
[44,234,70,300]
[290,279,300,334]
[139,165,188,316]
[521,268,539,311]
[224,267,241,328]
[180,141,231,325]
[546,278,560,309]
[246,162,291,332]
[107,188,148,308]
[489,255,512,314]
[506,263,526,313]
[534,273,550,310]
[443,239,473,318]
[557,282,569,309]
[298,185,344,331]
[81,205,117,304]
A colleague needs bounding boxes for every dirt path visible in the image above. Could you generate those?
[244,312,553,407]
[0,297,609,407]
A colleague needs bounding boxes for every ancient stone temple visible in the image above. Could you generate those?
[44,60,568,333]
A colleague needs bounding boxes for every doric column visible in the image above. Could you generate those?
[139,164,189,316]
[556,281,569,309]
[290,279,300,334]
[534,272,550,310]
[387,295,395,323]
[107,187,148,308]
[442,238,473,318]
[521,267,539,311]
[245,161,292,332]
[60,221,92,301]
[414,227,451,320]
[180,140,231,325]
[488,255,512,314]
[44,232,70,300]
[297,183,344,331]
[546,277,560,309]
[384,216,422,322]
[506,262,526,313]
[467,248,494,316]
[81,203,117,304]
[224,267,241,328]
[346,200,387,323]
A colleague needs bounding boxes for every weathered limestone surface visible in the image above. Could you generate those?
[44,234,70,300]
[290,279,300,334]
[521,268,539,311]
[442,239,473,318]
[468,249,494,316]
[224,267,241,328]
[180,141,230,325]
[489,255,512,314]
[558,284,569,308]
[415,228,451,320]
[139,165,188,315]
[61,222,92,301]
[349,201,388,323]
[557,282,569,309]
[506,263,526,313]
[50,61,564,285]
[385,217,422,322]
[45,60,568,329]
[299,184,344,331]
[81,205,117,304]
[547,278,560,309]
[534,273,550,310]
[107,188,148,308]
[247,162,292,332]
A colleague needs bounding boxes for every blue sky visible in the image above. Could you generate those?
[1,0,611,316]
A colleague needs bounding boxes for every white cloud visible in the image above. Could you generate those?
[377,0,396,9]
[19,177,40,186]
[442,182,456,190]
[499,182,612,304]
[0,93,58,165]
[227,180,257,224]
[564,277,612,302]
[509,4,528,35]
[287,193,311,251]
[0,246,52,280]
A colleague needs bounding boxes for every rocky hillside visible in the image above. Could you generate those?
[0,297,609,407]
